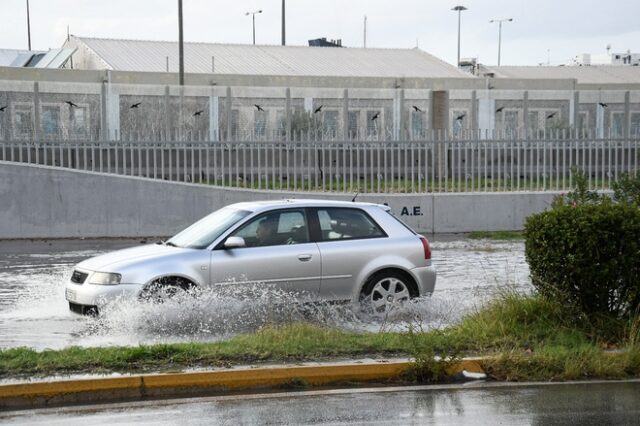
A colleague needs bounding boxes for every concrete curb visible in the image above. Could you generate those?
[0,358,485,410]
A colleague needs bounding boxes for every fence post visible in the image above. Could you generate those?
[285,87,292,142]
[100,82,108,141]
[164,85,171,142]
[523,91,529,139]
[342,88,349,141]
[33,82,40,141]
[226,86,232,142]
[394,88,404,141]
[470,90,478,133]
[209,91,219,142]
[624,91,631,139]
[572,91,579,132]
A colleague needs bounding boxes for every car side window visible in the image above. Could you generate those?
[230,209,310,248]
[316,208,386,241]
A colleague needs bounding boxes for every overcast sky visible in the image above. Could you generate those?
[1,0,638,66]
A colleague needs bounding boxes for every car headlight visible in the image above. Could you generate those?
[89,272,122,285]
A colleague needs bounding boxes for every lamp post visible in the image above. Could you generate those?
[451,6,467,67]
[245,10,262,45]
[26,0,32,50]
[178,0,184,85]
[281,0,285,46]
[489,18,513,66]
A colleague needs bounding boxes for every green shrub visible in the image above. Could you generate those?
[612,172,640,206]
[524,203,640,318]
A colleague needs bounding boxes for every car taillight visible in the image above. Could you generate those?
[419,236,432,260]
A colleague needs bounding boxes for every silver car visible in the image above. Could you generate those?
[65,199,436,315]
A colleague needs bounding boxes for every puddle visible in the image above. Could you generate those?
[0,236,531,350]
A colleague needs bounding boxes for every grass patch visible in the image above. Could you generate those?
[467,230,524,240]
[1,293,639,381]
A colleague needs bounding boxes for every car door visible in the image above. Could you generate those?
[313,207,388,301]
[209,208,321,300]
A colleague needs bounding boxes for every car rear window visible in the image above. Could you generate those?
[316,208,386,241]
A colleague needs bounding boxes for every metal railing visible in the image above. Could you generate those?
[1,138,638,193]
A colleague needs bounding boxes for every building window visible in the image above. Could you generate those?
[348,111,359,138]
[70,106,89,139]
[366,110,381,137]
[254,109,267,138]
[322,110,339,138]
[631,112,640,137]
[41,105,61,138]
[504,110,519,131]
[452,109,468,133]
[13,105,33,139]
[411,110,424,138]
[611,112,624,137]
[275,110,285,137]
[528,111,539,132]
[577,111,589,131]
[544,110,561,130]
[231,109,239,140]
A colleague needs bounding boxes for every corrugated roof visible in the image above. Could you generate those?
[480,65,640,85]
[71,36,473,79]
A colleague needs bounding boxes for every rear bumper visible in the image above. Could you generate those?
[410,265,437,296]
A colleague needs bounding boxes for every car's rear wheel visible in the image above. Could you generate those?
[360,271,415,316]
[140,277,195,303]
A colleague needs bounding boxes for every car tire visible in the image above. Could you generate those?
[359,271,415,316]
[140,277,195,303]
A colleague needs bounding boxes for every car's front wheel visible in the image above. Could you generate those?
[360,271,415,316]
[139,277,195,303]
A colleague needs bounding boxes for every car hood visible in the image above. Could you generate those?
[77,244,183,272]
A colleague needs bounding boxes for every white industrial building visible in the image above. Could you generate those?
[0,35,638,141]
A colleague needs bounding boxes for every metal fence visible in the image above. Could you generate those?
[1,138,638,193]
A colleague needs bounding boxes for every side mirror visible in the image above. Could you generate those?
[223,236,246,249]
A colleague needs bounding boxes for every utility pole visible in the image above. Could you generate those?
[363,15,367,48]
[26,0,32,50]
[452,6,467,67]
[178,0,184,85]
[490,18,513,66]
[281,0,286,45]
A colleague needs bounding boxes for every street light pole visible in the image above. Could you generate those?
[26,0,31,50]
[178,0,184,85]
[281,0,285,46]
[490,18,513,66]
[451,6,467,67]
[245,10,262,45]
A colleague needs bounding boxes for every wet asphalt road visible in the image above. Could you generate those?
[0,236,530,350]
[2,381,639,425]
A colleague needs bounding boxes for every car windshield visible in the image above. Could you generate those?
[167,207,251,249]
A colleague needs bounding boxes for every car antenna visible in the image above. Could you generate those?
[351,191,359,202]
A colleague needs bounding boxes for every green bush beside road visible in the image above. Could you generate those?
[525,168,640,318]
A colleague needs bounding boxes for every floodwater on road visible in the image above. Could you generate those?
[0,236,530,351]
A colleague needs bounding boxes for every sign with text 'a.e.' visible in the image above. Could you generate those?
[383,203,424,217]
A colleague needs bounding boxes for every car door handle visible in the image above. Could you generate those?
[298,254,313,262]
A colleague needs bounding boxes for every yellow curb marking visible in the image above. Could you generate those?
[0,359,487,403]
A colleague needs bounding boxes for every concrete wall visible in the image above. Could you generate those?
[0,161,558,239]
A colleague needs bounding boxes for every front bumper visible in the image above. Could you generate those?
[65,281,144,310]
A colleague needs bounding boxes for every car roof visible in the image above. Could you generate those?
[227,199,389,213]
